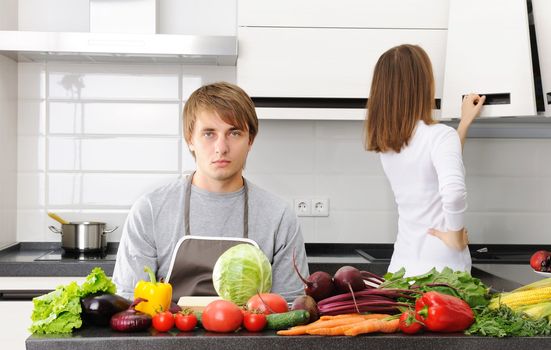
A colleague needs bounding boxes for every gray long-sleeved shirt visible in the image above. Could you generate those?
[112,176,309,302]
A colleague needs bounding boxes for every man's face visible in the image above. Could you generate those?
[189,109,252,185]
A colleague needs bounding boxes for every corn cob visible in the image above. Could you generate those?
[512,277,551,292]
[489,287,551,310]
[516,301,551,321]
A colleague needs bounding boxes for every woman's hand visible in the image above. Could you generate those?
[428,227,469,251]
[457,93,486,150]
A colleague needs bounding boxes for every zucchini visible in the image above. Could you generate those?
[265,310,310,330]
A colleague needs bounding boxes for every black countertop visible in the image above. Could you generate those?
[25,325,551,350]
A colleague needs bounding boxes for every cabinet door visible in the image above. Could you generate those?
[238,0,449,29]
[0,301,34,350]
[238,27,447,101]
[442,0,536,118]
[532,0,551,117]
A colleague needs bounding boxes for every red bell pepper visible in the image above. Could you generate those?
[415,291,474,332]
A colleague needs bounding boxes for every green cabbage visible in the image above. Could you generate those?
[212,244,272,305]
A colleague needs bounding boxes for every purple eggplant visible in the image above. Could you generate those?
[81,293,132,326]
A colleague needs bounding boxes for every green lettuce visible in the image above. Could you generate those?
[30,267,116,334]
[212,244,272,305]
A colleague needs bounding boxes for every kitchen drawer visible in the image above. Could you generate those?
[0,276,86,293]
[0,300,34,350]
[238,0,449,29]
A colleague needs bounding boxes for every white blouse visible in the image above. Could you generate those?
[381,120,471,276]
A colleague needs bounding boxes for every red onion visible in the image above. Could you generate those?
[110,298,152,332]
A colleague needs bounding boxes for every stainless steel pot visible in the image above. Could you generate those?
[48,222,118,252]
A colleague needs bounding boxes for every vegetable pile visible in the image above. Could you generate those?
[30,267,116,334]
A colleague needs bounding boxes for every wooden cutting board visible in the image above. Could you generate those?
[177,296,223,312]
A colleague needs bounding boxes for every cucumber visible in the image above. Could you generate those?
[265,310,310,330]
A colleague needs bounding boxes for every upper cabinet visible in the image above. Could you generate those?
[532,0,551,117]
[442,0,536,118]
[238,0,449,29]
[237,0,449,120]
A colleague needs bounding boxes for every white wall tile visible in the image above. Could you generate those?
[18,63,45,99]
[48,64,180,100]
[314,139,383,175]
[48,173,178,207]
[315,210,398,243]
[18,100,45,136]
[466,212,551,244]
[17,209,47,242]
[18,136,45,172]
[17,173,45,209]
[316,174,395,211]
[48,137,179,171]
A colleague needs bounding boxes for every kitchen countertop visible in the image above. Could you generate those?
[24,327,551,350]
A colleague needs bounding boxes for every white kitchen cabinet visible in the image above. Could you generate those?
[0,301,34,350]
[238,27,447,102]
[442,0,536,118]
[532,0,551,117]
[238,0,449,29]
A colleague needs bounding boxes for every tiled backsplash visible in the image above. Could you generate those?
[17,62,551,245]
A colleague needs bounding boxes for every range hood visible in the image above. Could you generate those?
[0,30,237,65]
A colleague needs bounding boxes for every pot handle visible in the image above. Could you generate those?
[48,225,62,234]
[103,226,119,234]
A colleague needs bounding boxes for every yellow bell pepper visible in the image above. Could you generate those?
[133,266,172,317]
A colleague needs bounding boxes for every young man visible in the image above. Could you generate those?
[112,82,309,302]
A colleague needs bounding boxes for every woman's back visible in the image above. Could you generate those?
[381,120,471,276]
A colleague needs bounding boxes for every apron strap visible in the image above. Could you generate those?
[184,172,249,238]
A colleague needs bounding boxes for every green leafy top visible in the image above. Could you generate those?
[79,267,116,297]
[380,267,491,311]
[466,305,551,337]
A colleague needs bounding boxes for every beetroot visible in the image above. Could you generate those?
[333,266,366,294]
[292,252,336,301]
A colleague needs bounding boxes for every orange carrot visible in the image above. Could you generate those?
[276,317,365,336]
[343,319,383,336]
[320,313,390,321]
[306,320,368,336]
[379,318,400,334]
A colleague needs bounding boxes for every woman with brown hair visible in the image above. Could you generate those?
[364,44,485,276]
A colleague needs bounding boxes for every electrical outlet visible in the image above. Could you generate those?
[311,197,329,217]
[293,198,311,217]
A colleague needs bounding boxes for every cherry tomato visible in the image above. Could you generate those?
[243,311,267,332]
[202,300,243,333]
[152,311,175,332]
[246,293,288,315]
[174,310,197,332]
[399,310,423,334]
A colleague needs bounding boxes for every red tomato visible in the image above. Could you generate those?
[202,300,243,333]
[243,312,267,332]
[174,310,197,332]
[246,293,288,315]
[399,310,423,334]
[152,311,175,332]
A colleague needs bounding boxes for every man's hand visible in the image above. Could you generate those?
[428,227,469,251]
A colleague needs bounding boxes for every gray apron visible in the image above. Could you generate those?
[165,173,258,301]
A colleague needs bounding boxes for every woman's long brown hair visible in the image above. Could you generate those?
[364,44,436,153]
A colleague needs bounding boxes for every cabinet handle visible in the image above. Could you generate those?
[463,93,510,105]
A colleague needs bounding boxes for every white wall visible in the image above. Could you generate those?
[0,54,18,249]
[15,62,551,245]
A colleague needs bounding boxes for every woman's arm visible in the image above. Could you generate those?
[457,94,486,150]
